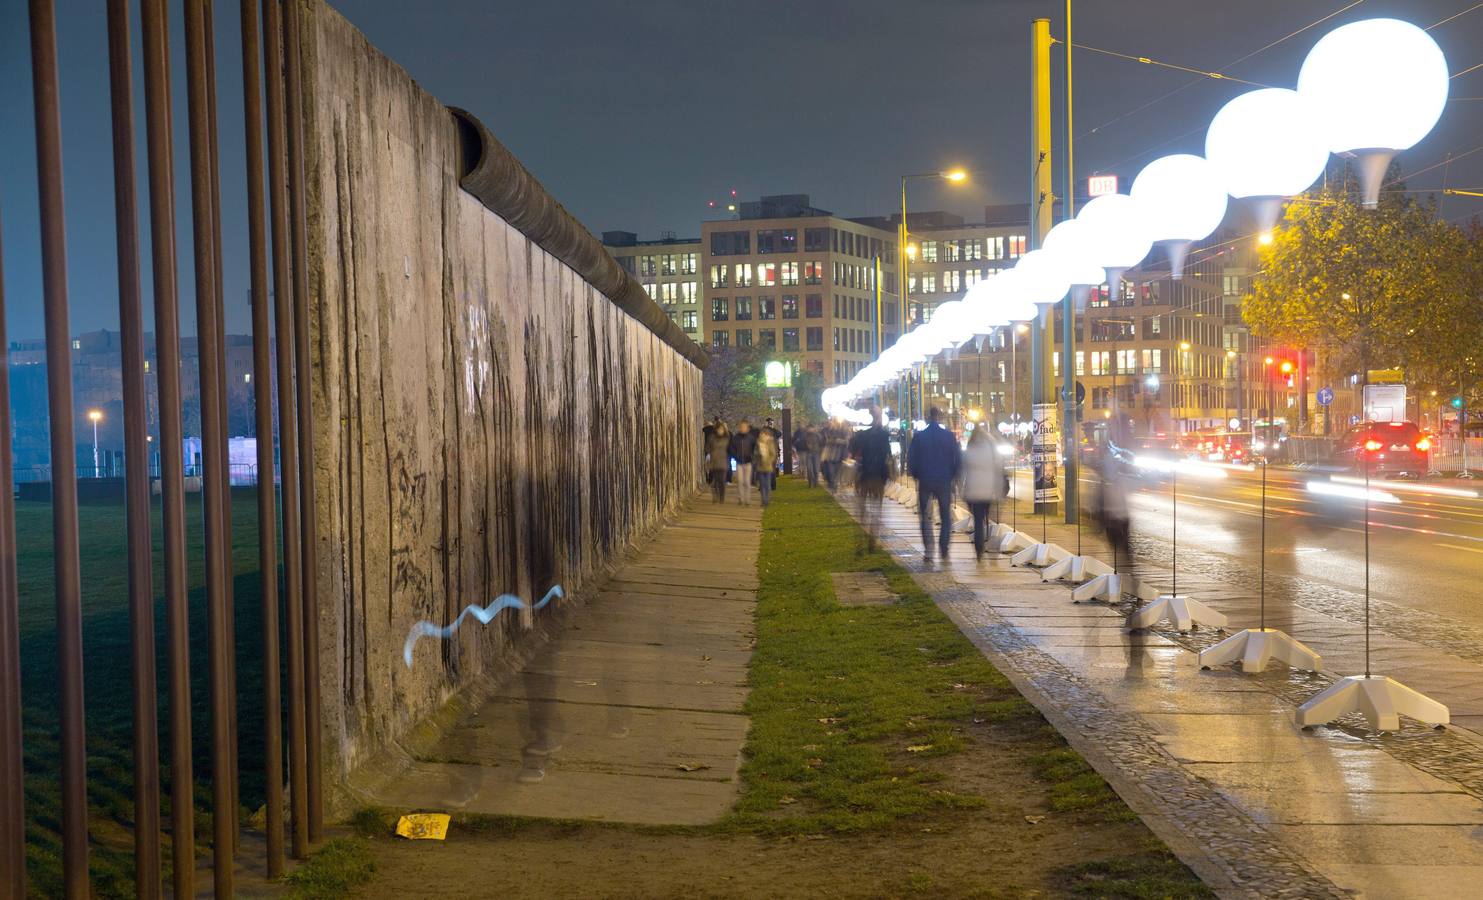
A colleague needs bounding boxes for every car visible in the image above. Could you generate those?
[1332,420,1432,476]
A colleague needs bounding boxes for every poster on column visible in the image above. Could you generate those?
[1031,402,1060,504]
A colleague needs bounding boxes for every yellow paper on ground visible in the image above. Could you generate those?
[395,813,451,840]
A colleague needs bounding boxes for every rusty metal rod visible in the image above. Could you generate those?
[239,0,286,876]
[106,0,163,893]
[28,0,90,893]
[183,0,235,891]
[264,0,310,860]
[283,0,325,838]
[140,0,196,893]
[0,201,26,900]
[201,0,242,850]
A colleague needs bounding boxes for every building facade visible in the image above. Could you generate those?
[602,231,703,339]
[697,195,902,386]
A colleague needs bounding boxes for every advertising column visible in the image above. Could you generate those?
[1032,401,1061,505]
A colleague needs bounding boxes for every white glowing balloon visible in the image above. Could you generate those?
[1205,89,1329,198]
[1075,193,1153,269]
[927,300,972,346]
[1014,250,1071,304]
[1130,154,1228,241]
[1041,220,1107,287]
[994,268,1040,322]
[1298,18,1449,154]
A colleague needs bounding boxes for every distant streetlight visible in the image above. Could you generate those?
[88,409,103,478]
[1258,231,1274,246]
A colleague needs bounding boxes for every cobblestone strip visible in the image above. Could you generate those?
[864,520,1349,900]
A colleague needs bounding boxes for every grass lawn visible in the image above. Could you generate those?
[336,479,1211,898]
[14,489,273,897]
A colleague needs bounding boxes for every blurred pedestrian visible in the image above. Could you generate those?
[1098,449,1133,571]
[729,420,759,506]
[960,426,1006,560]
[762,417,783,492]
[822,421,849,491]
[705,420,731,504]
[756,425,779,507]
[908,408,961,563]
[794,422,822,487]
[850,407,892,552]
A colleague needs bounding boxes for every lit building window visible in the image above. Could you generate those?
[736,329,752,347]
[780,261,799,286]
[639,255,657,276]
[962,239,983,261]
[709,264,729,288]
[642,283,657,299]
[942,270,961,293]
[735,297,753,320]
[964,269,982,288]
[680,252,698,275]
[804,261,824,285]
[920,241,938,263]
[1008,235,1027,258]
[712,330,729,348]
[661,254,677,276]
[986,236,1005,260]
[757,262,777,286]
[944,240,961,262]
[682,311,698,332]
[920,274,937,294]
[734,263,753,287]
[711,298,729,321]
[659,283,678,302]
[680,281,698,303]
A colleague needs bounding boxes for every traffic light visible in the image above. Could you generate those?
[1452,396,1464,409]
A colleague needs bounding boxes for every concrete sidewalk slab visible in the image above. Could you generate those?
[857,485,1483,898]
[365,493,761,827]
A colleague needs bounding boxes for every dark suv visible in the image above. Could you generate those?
[1333,421,1431,476]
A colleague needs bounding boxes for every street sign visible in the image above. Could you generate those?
[1087,174,1118,197]
[1061,381,1086,405]
[1316,386,1334,406]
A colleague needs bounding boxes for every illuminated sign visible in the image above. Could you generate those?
[764,360,792,388]
[1087,175,1119,197]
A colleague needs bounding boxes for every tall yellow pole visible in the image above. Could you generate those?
[1061,0,1079,524]
[1030,17,1057,514]
[900,178,910,420]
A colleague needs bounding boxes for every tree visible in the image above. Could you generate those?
[702,345,770,424]
[1243,180,1482,398]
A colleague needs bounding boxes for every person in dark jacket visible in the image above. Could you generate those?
[728,421,759,506]
[849,407,892,552]
[907,407,962,562]
[794,423,823,488]
[705,421,732,503]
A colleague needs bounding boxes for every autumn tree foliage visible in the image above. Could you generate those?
[1243,181,1483,400]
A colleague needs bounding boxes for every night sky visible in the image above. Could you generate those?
[1,0,1480,342]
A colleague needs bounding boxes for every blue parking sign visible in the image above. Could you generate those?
[1316,387,1334,406]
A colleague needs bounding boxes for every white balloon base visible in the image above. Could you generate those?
[1071,572,1160,603]
[1126,594,1227,633]
[1198,628,1322,674]
[884,481,902,501]
[951,504,974,533]
[1040,554,1114,584]
[1011,542,1071,568]
[1296,675,1449,733]
[993,529,1038,554]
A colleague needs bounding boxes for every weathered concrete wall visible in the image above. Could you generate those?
[300,1,703,786]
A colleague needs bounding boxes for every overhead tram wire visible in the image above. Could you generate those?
[1079,0,1481,179]
[1068,43,1275,89]
[1075,0,1369,144]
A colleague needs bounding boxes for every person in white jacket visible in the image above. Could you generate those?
[959,426,1007,560]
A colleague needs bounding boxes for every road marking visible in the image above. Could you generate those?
[1437,542,1483,555]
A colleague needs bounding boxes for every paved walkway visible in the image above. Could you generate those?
[861,478,1483,900]
[372,493,761,826]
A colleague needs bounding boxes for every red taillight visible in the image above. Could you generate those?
[1364,439,1384,452]
[1416,437,1432,451]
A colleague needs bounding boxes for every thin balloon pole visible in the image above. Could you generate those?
[1364,447,1371,677]
[1259,455,1267,630]
[1171,464,1178,596]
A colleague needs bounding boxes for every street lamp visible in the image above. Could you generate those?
[900,169,971,420]
[88,409,102,478]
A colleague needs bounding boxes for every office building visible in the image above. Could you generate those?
[699,195,901,386]
[603,231,703,339]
